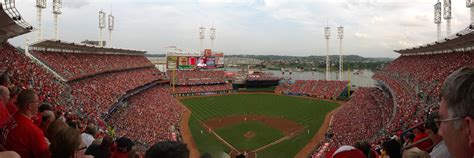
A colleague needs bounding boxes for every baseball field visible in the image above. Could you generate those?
[180,93,339,158]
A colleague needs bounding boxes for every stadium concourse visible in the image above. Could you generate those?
[311,24,474,158]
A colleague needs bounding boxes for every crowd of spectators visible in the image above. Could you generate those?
[108,86,186,147]
[328,87,392,148]
[373,73,421,132]
[70,67,163,119]
[31,51,155,80]
[1,41,191,157]
[275,80,348,99]
[311,52,474,158]
[174,83,232,94]
[0,43,66,113]
[382,52,474,101]
[167,70,225,85]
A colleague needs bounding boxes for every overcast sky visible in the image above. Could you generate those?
[8,0,472,58]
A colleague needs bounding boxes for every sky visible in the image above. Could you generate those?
[8,0,472,58]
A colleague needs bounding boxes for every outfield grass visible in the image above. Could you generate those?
[215,121,285,151]
[181,94,338,158]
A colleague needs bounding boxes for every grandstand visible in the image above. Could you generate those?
[2,39,185,150]
[0,1,185,152]
[275,80,348,100]
[1,0,474,157]
[311,24,474,158]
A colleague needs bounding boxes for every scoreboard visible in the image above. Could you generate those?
[167,49,224,70]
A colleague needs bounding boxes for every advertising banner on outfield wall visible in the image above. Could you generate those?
[178,65,193,70]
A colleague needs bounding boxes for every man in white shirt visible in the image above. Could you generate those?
[425,112,452,158]
[437,67,474,158]
[81,124,97,148]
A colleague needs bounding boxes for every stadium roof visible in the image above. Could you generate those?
[395,24,474,55]
[29,39,147,55]
[0,1,33,42]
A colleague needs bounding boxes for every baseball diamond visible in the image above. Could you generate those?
[180,93,339,158]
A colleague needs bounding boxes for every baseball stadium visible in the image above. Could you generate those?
[0,0,473,158]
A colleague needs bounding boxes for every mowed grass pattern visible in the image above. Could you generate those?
[215,121,285,151]
[181,94,339,158]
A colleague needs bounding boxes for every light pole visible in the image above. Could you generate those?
[434,1,442,40]
[53,0,62,40]
[99,10,106,46]
[36,0,46,41]
[324,26,330,81]
[337,26,344,81]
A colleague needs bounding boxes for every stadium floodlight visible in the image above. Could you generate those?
[337,26,343,81]
[324,26,330,81]
[444,0,452,35]
[435,1,442,40]
[210,27,216,49]
[199,26,205,51]
[108,14,114,47]
[53,0,62,40]
[36,0,46,41]
[468,0,474,24]
[99,10,106,47]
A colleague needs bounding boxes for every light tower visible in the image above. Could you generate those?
[337,26,343,81]
[444,0,452,35]
[99,10,106,47]
[36,0,46,41]
[108,14,114,47]
[53,0,62,40]
[324,26,330,81]
[210,26,216,49]
[468,0,474,24]
[435,1,442,40]
[199,26,205,51]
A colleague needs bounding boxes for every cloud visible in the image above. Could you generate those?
[6,0,472,58]
[62,0,90,9]
[354,32,370,39]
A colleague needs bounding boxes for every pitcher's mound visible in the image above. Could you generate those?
[244,131,256,139]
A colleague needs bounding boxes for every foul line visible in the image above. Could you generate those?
[202,123,241,155]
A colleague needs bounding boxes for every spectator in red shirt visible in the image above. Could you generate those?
[0,86,10,126]
[111,137,135,158]
[413,126,432,151]
[6,86,21,115]
[34,103,53,127]
[1,89,50,158]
